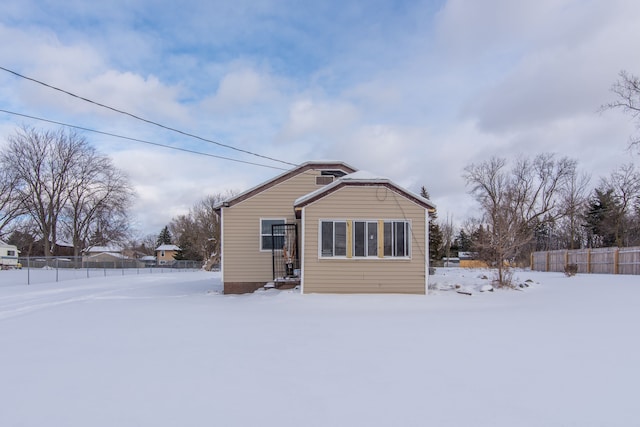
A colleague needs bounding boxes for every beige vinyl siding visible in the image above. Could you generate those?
[302,185,427,294]
[157,250,177,264]
[222,169,326,283]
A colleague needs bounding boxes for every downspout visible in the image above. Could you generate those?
[220,208,224,284]
[425,209,430,295]
[300,207,305,294]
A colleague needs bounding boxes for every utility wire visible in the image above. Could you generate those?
[0,109,288,171]
[0,65,299,168]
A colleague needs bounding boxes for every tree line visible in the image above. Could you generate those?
[427,70,640,286]
[1,126,133,258]
[0,125,228,263]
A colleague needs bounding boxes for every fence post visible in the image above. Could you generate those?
[587,249,591,274]
[545,251,550,272]
[614,248,619,274]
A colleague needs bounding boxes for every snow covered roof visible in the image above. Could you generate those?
[156,244,180,251]
[84,246,122,253]
[85,252,129,260]
[140,255,157,261]
[214,161,357,209]
[294,171,436,211]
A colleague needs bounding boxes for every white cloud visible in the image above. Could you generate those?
[2,0,640,237]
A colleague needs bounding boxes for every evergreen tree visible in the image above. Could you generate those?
[156,226,172,247]
[583,188,621,247]
[420,186,443,260]
[455,230,472,252]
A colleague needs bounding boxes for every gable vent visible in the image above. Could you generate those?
[316,176,334,185]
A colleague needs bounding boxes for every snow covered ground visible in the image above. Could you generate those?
[0,268,637,426]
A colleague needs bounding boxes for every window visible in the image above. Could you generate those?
[7,250,15,257]
[261,219,286,250]
[320,220,409,258]
[352,221,378,257]
[384,221,409,257]
[321,221,346,257]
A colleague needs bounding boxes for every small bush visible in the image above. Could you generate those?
[493,268,515,288]
[564,263,578,277]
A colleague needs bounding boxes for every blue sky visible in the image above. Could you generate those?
[1,0,640,238]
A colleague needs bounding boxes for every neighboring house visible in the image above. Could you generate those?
[215,161,436,295]
[82,246,131,265]
[83,246,123,256]
[140,255,157,266]
[156,244,180,265]
[0,240,20,268]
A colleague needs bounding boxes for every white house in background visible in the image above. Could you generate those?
[140,255,157,266]
[0,240,20,268]
[156,244,180,265]
[82,246,128,264]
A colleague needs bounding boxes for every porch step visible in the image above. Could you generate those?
[273,277,300,290]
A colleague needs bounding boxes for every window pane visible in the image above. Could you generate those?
[395,222,406,256]
[262,219,284,235]
[261,219,285,250]
[321,221,334,257]
[354,221,365,257]
[367,222,377,257]
[335,222,346,256]
[384,222,392,256]
[273,235,285,250]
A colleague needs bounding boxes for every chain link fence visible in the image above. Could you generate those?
[2,256,203,285]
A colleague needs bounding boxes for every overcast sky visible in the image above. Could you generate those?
[1,0,639,238]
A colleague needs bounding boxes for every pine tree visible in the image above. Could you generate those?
[455,230,472,252]
[420,186,443,260]
[584,188,621,248]
[156,226,172,247]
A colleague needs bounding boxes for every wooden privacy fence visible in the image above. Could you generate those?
[531,246,640,275]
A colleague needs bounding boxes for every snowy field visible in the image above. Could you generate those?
[0,268,638,427]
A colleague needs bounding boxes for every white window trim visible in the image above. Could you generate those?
[318,219,412,260]
[259,218,287,252]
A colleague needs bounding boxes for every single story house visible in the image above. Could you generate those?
[215,161,436,294]
[156,244,180,265]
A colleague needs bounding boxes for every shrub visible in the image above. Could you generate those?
[564,263,578,277]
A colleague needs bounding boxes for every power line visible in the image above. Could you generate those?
[0,109,288,171]
[0,65,299,168]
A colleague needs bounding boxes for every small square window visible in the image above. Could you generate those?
[261,219,286,250]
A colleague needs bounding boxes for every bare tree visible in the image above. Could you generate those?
[464,154,576,286]
[60,150,133,257]
[0,165,25,238]
[440,213,455,265]
[603,70,640,149]
[558,168,591,249]
[169,192,228,262]
[1,127,84,256]
[600,163,640,247]
[1,126,133,257]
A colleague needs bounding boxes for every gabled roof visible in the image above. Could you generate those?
[294,171,436,217]
[84,245,122,253]
[215,161,357,210]
[156,244,180,251]
[85,252,129,260]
